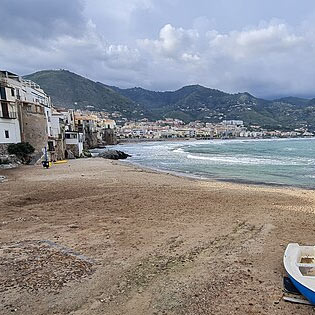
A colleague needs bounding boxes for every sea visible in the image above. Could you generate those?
[105,138,315,189]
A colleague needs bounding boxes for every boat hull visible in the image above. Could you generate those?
[284,243,315,305]
[288,275,315,305]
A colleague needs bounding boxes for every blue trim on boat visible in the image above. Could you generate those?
[289,275,315,305]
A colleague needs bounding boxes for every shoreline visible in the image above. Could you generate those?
[106,137,315,191]
[1,158,315,314]
[120,159,315,191]
[117,135,315,145]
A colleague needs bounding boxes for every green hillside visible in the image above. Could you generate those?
[25,70,315,131]
[24,70,143,118]
[115,85,315,130]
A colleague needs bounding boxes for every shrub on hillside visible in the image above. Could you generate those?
[8,142,35,163]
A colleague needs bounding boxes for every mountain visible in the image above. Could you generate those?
[24,70,144,118]
[25,70,315,131]
[114,85,315,130]
[274,97,311,107]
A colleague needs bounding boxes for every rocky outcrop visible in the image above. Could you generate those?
[98,150,131,160]
[0,154,21,169]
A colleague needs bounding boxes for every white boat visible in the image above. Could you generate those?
[284,243,315,305]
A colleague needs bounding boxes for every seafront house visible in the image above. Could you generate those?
[74,112,117,148]
[0,70,118,160]
[99,119,117,145]
[49,110,66,161]
[75,113,99,149]
[0,71,51,157]
[0,70,70,161]
[20,79,51,154]
[55,108,84,158]
[0,71,21,155]
[64,131,84,158]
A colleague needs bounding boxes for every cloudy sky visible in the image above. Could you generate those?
[1,0,315,98]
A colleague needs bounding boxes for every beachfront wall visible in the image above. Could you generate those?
[102,128,117,145]
[53,138,66,161]
[20,103,48,153]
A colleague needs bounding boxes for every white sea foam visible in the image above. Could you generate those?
[186,154,302,165]
[173,148,185,153]
[114,138,315,188]
[305,174,315,179]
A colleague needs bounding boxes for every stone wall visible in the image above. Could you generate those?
[84,132,98,149]
[55,139,66,161]
[20,106,48,153]
[103,129,117,145]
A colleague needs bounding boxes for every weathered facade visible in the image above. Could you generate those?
[0,71,53,156]
[75,113,117,147]
[102,128,117,145]
[20,102,48,152]
[0,72,22,154]
[1,71,118,160]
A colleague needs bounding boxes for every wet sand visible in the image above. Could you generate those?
[0,158,315,314]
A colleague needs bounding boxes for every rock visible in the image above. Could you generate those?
[0,154,21,169]
[82,150,92,158]
[99,150,131,160]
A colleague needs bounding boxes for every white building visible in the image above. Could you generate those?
[0,70,55,155]
[0,71,22,151]
[65,131,83,157]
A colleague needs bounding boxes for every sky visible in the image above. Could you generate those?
[1,0,315,98]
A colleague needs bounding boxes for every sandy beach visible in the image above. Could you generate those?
[1,158,315,314]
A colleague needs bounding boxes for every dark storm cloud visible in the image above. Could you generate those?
[0,0,86,42]
[1,0,315,98]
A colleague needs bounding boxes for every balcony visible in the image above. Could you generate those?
[0,111,17,119]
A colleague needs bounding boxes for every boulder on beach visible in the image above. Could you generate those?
[0,154,21,169]
[99,150,131,160]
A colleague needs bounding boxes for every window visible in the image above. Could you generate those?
[0,87,6,100]
[1,102,9,118]
[11,88,15,97]
[5,130,9,138]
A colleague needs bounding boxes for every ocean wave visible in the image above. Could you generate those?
[186,154,304,165]
[173,147,185,153]
[305,174,315,179]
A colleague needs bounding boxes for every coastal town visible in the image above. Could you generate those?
[2,0,315,313]
[0,69,314,164]
[0,70,117,162]
[116,118,313,141]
